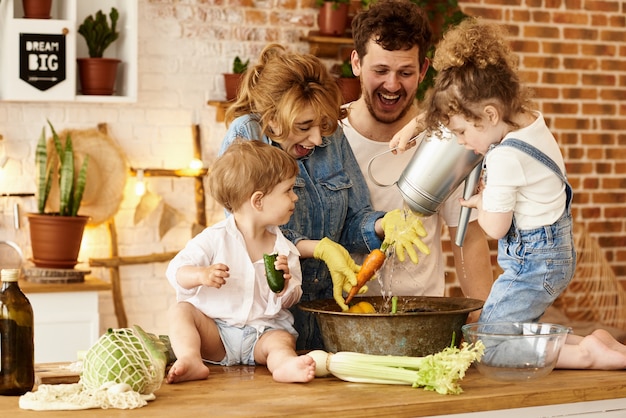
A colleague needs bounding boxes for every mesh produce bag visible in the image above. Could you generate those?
[81,326,168,395]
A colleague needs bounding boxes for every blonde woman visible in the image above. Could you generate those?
[220,44,428,350]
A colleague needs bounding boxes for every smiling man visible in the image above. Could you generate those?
[342,0,493,309]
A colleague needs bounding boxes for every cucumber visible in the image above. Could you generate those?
[263,253,285,293]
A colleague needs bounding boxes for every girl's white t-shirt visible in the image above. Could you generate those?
[483,112,567,230]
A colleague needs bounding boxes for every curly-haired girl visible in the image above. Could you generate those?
[391,18,626,369]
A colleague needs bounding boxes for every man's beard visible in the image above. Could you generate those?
[364,88,415,124]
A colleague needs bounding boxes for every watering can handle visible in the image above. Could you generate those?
[366,132,424,188]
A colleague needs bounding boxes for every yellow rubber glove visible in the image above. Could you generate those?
[314,237,363,311]
[381,209,430,263]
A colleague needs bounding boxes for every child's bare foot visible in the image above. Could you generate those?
[559,331,626,370]
[166,358,210,383]
[591,329,626,355]
[271,355,316,383]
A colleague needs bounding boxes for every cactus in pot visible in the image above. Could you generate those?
[76,7,121,95]
[78,7,120,58]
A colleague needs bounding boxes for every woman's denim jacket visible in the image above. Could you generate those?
[220,114,385,302]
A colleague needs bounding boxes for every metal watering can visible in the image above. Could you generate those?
[368,128,483,247]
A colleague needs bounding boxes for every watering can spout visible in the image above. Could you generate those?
[454,163,483,247]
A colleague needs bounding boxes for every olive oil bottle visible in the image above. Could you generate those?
[0,269,34,395]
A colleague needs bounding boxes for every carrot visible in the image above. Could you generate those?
[345,243,388,304]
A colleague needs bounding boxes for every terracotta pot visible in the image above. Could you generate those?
[317,2,349,37]
[23,0,52,19]
[27,213,89,269]
[223,73,244,101]
[337,77,361,104]
[77,58,121,95]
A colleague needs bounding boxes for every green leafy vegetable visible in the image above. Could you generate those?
[81,325,168,395]
[308,340,484,395]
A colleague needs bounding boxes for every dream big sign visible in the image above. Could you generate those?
[19,33,67,91]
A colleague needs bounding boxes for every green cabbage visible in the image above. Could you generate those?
[80,325,168,395]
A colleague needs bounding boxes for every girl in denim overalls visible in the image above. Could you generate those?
[414,18,626,369]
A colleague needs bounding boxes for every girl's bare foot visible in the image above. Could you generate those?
[591,329,626,355]
[271,355,316,383]
[166,358,210,383]
[559,331,626,370]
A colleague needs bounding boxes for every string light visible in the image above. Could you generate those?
[188,158,203,171]
[134,169,146,196]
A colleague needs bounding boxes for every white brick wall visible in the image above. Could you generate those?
[0,0,307,336]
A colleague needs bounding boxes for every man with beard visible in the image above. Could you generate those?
[342,0,493,314]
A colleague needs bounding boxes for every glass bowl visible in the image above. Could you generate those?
[462,322,571,381]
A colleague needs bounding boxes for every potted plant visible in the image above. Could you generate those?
[27,120,89,269]
[223,56,249,101]
[316,0,351,36]
[334,58,360,104]
[22,0,53,19]
[76,7,120,95]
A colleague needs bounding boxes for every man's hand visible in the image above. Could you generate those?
[381,209,430,263]
[314,237,361,311]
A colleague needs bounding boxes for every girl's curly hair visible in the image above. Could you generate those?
[423,18,535,132]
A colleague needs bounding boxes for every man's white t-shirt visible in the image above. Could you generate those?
[342,117,473,297]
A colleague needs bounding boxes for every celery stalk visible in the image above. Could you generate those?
[319,341,484,395]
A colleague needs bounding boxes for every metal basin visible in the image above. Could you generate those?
[298,296,483,357]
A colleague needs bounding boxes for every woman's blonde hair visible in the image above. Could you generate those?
[209,139,299,213]
[225,44,348,142]
[423,18,535,131]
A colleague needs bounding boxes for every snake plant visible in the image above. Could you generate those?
[35,121,88,216]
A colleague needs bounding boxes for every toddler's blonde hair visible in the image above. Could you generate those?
[209,140,298,213]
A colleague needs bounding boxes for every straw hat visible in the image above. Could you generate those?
[45,127,128,226]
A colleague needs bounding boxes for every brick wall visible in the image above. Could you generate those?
[456,0,626,292]
[0,0,624,336]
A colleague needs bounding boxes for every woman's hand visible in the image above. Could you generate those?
[381,209,430,263]
[313,238,360,311]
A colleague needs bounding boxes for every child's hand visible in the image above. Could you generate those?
[274,255,292,294]
[200,263,229,288]
[459,193,482,210]
[389,113,425,154]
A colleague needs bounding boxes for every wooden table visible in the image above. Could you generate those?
[1,364,625,417]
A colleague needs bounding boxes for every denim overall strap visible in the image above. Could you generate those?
[498,138,573,210]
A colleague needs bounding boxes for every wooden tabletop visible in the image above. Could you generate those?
[2,363,626,417]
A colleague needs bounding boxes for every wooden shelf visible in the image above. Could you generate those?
[0,0,137,102]
[20,275,111,294]
[302,30,354,59]
[208,100,233,122]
